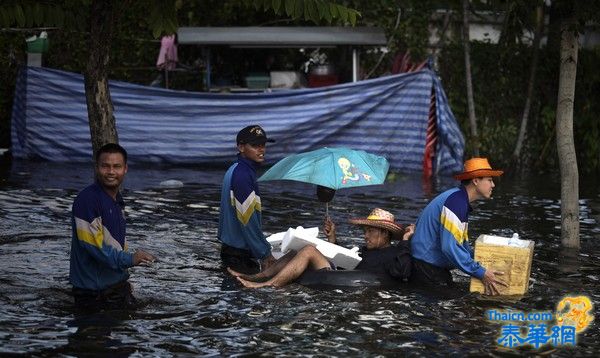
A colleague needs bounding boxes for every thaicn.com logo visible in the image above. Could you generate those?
[486,295,594,349]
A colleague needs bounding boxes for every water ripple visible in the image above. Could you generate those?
[1,164,599,356]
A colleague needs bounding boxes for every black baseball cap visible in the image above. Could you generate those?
[236,125,275,145]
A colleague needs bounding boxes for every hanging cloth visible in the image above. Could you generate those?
[156,35,178,70]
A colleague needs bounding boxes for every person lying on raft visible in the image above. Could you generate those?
[228,208,414,288]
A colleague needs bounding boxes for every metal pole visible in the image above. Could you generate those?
[352,48,359,82]
[204,47,211,91]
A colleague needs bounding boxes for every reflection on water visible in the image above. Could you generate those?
[1,161,599,356]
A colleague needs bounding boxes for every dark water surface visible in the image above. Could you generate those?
[1,161,599,356]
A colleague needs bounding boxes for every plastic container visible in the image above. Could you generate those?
[470,234,534,295]
[245,75,270,89]
[26,37,49,53]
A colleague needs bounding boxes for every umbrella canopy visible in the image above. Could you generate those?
[258,147,389,190]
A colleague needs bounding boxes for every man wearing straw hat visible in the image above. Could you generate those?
[410,158,507,295]
[228,208,414,288]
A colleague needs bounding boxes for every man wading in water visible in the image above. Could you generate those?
[410,157,508,295]
[218,125,277,275]
[69,143,155,309]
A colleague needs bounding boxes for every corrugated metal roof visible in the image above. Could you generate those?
[177,27,387,47]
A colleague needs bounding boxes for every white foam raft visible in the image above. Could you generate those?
[266,226,362,270]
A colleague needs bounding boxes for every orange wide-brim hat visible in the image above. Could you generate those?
[453,157,504,181]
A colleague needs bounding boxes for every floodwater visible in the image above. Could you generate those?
[1,160,599,356]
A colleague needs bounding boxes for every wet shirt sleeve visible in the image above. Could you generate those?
[385,241,412,281]
[72,195,134,270]
[439,192,485,279]
[230,167,270,259]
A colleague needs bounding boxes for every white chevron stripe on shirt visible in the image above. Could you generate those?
[231,190,261,214]
[231,189,262,225]
[440,206,467,244]
[75,216,123,250]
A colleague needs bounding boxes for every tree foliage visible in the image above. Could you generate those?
[0,0,88,29]
[1,0,599,177]
[241,0,361,25]
[0,0,359,37]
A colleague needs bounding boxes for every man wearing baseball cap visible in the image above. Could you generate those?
[218,125,277,274]
[410,157,508,295]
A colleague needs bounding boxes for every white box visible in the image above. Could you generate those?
[269,71,303,88]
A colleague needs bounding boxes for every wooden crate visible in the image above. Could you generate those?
[469,235,534,295]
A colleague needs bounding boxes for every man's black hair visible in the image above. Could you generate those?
[95,143,128,164]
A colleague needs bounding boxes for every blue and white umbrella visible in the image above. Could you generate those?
[259,147,389,215]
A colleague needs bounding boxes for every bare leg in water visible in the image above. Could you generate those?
[228,251,297,281]
[237,246,331,288]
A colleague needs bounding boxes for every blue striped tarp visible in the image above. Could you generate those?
[11,66,464,174]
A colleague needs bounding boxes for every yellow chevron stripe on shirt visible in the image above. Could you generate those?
[233,190,262,225]
[440,206,467,244]
[75,216,104,248]
[75,216,124,250]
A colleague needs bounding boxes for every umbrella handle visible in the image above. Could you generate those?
[325,202,329,219]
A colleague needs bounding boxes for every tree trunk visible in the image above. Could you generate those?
[462,0,479,156]
[556,15,579,249]
[84,0,118,159]
[546,0,562,56]
[512,3,544,163]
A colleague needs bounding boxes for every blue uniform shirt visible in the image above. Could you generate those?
[69,183,134,291]
[411,187,485,279]
[218,155,271,259]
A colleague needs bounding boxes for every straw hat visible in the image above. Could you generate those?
[453,157,503,181]
[349,208,403,239]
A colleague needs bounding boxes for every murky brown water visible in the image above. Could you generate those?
[1,161,599,356]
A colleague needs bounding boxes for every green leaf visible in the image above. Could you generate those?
[285,0,294,16]
[348,10,357,26]
[329,2,338,19]
[0,8,9,27]
[34,2,43,25]
[272,0,281,14]
[5,4,15,25]
[307,0,319,23]
[253,0,261,11]
[14,3,25,27]
[336,4,348,23]
[294,0,303,19]
[55,7,64,27]
[316,0,326,20]
[322,5,332,22]
[152,22,163,39]
[24,3,33,28]
[44,5,54,26]
[166,18,178,35]
[304,0,310,21]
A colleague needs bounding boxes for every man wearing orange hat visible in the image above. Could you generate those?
[410,158,507,295]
